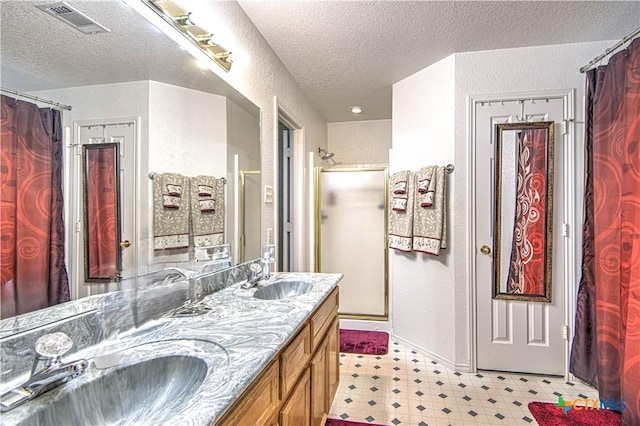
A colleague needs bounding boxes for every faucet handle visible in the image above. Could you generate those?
[35,332,73,359]
[249,263,262,275]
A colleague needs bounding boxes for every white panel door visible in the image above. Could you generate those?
[475,98,566,375]
[75,121,136,298]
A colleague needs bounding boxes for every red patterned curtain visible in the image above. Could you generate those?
[571,38,640,424]
[506,128,548,295]
[0,95,70,318]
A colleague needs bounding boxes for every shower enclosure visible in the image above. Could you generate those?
[315,168,388,319]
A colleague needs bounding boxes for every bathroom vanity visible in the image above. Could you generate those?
[0,267,342,426]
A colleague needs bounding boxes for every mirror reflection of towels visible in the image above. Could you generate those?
[165,184,182,197]
[190,176,224,247]
[153,172,189,250]
[162,195,181,209]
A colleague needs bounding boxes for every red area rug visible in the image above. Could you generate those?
[528,402,622,426]
[325,418,386,426]
[339,329,389,355]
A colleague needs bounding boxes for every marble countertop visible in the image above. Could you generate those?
[1,272,342,425]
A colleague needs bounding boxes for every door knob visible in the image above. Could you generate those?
[480,245,491,255]
[119,240,131,248]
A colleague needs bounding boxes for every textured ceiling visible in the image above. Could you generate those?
[0,1,257,114]
[238,1,640,122]
[2,1,639,123]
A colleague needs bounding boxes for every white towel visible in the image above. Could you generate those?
[153,173,189,250]
[388,170,414,252]
[413,166,447,255]
[190,176,224,247]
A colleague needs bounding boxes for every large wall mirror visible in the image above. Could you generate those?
[0,1,261,326]
[493,121,554,302]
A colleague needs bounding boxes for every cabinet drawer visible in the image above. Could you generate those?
[280,323,311,399]
[309,288,339,351]
[218,359,279,426]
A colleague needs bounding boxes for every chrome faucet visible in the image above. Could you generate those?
[0,332,88,412]
[241,263,264,289]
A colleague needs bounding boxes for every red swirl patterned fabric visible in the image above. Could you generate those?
[506,128,548,295]
[0,95,70,318]
[86,147,117,279]
[570,38,640,425]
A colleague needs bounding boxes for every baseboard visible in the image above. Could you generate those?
[391,334,471,373]
[339,319,391,333]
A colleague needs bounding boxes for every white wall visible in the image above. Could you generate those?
[327,120,391,166]
[146,81,228,267]
[181,2,328,264]
[32,81,232,275]
[391,40,614,370]
[391,55,457,367]
[31,82,151,293]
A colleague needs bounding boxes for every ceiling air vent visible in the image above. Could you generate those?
[36,2,110,35]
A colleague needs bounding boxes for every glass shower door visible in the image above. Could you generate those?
[316,168,388,319]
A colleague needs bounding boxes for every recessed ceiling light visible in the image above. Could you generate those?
[350,106,364,114]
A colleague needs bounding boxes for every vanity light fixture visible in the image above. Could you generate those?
[140,0,233,72]
[350,106,364,114]
[174,12,195,26]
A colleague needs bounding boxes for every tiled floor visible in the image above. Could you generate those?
[328,339,597,425]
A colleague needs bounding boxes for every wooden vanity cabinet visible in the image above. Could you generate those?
[217,359,280,426]
[328,317,340,402]
[310,335,329,426]
[280,323,311,398]
[215,287,339,426]
[280,369,311,426]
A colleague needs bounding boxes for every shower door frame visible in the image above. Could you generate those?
[314,167,389,321]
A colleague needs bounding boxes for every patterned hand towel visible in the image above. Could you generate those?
[388,170,414,252]
[153,173,189,249]
[413,166,447,255]
[190,176,224,247]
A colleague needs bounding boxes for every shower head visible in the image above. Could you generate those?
[318,147,335,160]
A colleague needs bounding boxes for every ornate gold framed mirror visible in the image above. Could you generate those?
[493,121,554,302]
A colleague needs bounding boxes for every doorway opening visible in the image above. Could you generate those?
[276,101,306,273]
[278,120,293,272]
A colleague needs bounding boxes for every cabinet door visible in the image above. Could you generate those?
[218,360,279,426]
[311,336,329,426]
[280,368,310,426]
[328,316,340,403]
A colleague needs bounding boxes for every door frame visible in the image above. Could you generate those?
[69,117,140,300]
[467,89,576,378]
[274,97,306,272]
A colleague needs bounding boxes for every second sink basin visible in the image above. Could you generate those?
[18,355,207,425]
[253,280,313,300]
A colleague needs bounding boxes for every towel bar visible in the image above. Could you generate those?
[148,172,227,184]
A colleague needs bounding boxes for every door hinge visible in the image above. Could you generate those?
[284,222,293,233]
[284,147,292,158]
[563,325,570,340]
[562,223,570,238]
[75,221,81,233]
[562,118,575,135]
